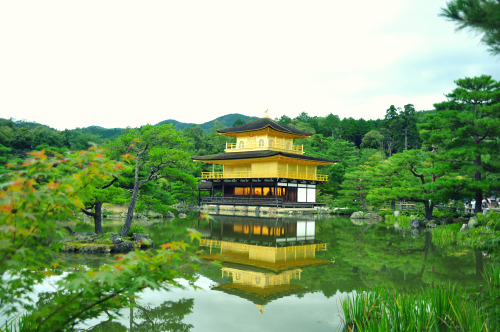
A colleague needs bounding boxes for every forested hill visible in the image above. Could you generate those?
[156,113,258,131]
[0,113,259,157]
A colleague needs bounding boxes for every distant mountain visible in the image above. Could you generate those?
[156,113,258,131]
[72,126,124,140]
[0,118,54,130]
[0,113,258,143]
[155,119,196,131]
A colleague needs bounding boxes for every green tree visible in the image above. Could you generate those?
[276,115,292,126]
[441,0,500,55]
[381,105,399,156]
[133,298,194,332]
[367,150,459,220]
[340,117,371,148]
[232,118,246,127]
[80,175,122,234]
[317,113,341,138]
[336,153,385,211]
[399,104,421,151]
[0,143,12,174]
[420,75,500,213]
[0,149,202,330]
[360,130,384,149]
[107,124,194,237]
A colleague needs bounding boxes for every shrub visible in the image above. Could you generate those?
[377,209,394,218]
[128,223,145,236]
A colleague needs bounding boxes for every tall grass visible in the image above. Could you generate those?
[431,223,487,247]
[341,268,498,332]
[384,215,411,228]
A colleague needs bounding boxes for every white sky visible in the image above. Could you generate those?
[1,0,498,130]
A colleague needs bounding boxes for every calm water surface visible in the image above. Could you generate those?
[71,213,486,331]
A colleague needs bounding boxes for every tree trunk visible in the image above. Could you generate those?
[404,127,408,150]
[359,194,371,212]
[81,201,103,234]
[81,176,117,234]
[423,200,434,220]
[120,158,142,237]
[423,230,436,253]
[120,185,139,237]
[94,202,103,234]
[474,155,482,213]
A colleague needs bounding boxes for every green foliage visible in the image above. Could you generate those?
[475,211,500,255]
[420,75,500,213]
[128,223,145,236]
[360,130,383,149]
[430,223,470,246]
[0,148,204,331]
[0,118,111,160]
[383,214,411,228]
[380,104,421,156]
[341,281,496,331]
[107,124,195,236]
[366,149,460,220]
[335,152,385,211]
[158,113,258,131]
[133,298,194,331]
[441,0,500,55]
[376,209,393,218]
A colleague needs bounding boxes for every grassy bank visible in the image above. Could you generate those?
[342,265,499,331]
[341,211,500,331]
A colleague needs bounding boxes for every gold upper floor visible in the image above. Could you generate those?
[227,133,304,155]
[201,160,329,181]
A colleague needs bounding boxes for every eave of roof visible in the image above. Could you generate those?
[216,117,313,137]
[192,150,338,164]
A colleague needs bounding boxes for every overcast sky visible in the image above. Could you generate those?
[1,0,498,130]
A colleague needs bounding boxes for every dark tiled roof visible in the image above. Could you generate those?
[216,117,313,136]
[192,150,337,163]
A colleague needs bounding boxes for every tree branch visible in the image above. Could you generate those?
[408,165,427,193]
[101,176,118,189]
[80,207,97,218]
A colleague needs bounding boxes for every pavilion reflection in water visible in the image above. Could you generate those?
[198,215,331,312]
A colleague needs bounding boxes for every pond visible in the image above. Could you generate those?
[61,213,488,332]
[10,214,486,331]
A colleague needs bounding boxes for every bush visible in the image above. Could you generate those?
[475,211,500,255]
[377,209,394,218]
[128,223,145,236]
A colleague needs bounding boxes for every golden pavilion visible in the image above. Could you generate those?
[193,116,337,207]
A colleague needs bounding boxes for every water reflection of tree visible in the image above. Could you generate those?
[39,297,195,331]
[131,298,194,332]
[297,218,483,296]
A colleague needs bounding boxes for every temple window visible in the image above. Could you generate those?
[238,141,245,148]
[259,139,265,147]
[286,142,291,150]
[269,139,274,147]
[234,187,250,195]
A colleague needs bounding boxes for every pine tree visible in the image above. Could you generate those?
[420,75,500,213]
[441,0,500,55]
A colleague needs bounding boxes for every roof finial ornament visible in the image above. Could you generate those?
[262,109,270,118]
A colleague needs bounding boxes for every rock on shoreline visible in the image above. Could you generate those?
[59,232,153,254]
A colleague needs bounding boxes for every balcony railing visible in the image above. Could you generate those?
[201,170,328,182]
[225,142,304,154]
